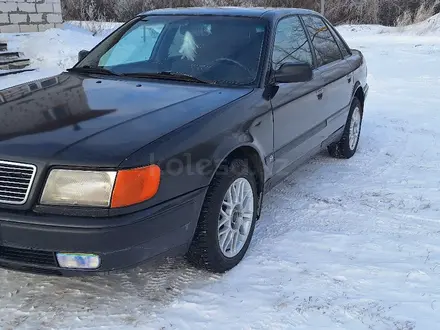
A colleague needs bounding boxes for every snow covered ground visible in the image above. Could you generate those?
[1,18,440,330]
[0,26,103,89]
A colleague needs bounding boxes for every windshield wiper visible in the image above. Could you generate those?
[67,66,121,76]
[123,71,212,84]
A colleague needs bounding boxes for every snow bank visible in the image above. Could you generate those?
[66,20,123,38]
[0,25,105,89]
[398,12,440,35]
[337,24,390,36]
[21,28,102,70]
[338,13,440,36]
[1,27,101,72]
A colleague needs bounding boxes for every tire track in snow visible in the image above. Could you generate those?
[0,258,218,329]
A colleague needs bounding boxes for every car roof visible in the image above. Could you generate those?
[139,7,320,20]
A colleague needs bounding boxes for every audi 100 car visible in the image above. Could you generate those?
[0,7,368,275]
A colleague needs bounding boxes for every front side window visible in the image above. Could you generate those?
[77,16,268,86]
[301,15,342,67]
[272,16,314,70]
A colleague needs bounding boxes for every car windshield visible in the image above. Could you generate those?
[76,15,268,86]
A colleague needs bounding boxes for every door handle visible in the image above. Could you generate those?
[316,89,324,100]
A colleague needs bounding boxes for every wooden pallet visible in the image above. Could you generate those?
[0,68,35,77]
[0,41,32,75]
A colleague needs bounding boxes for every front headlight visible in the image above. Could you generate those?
[40,169,117,207]
[40,165,161,208]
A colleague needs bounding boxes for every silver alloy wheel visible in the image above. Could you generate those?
[349,106,362,150]
[218,178,254,258]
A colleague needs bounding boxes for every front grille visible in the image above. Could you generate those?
[0,246,57,266]
[0,160,36,205]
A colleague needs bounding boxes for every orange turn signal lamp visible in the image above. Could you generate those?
[110,165,161,208]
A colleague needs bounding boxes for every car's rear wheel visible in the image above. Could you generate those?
[186,158,258,273]
[328,97,363,159]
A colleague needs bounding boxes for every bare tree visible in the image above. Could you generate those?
[61,0,440,26]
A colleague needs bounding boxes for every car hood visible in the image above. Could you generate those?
[0,72,251,166]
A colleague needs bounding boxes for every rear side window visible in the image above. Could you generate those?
[301,15,342,67]
[272,15,314,70]
[327,23,351,58]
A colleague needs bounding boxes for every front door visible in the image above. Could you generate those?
[270,15,327,175]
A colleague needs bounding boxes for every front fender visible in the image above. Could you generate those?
[208,114,273,184]
[118,89,273,211]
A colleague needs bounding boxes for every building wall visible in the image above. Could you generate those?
[0,0,63,33]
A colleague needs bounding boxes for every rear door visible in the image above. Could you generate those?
[270,15,327,174]
[301,15,354,135]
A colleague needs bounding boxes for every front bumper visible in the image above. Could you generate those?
[0,188,206,276]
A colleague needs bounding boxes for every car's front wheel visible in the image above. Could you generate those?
[328,97,363,159]
[186,158,258,273]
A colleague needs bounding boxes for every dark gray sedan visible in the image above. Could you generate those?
[0,7,368,275]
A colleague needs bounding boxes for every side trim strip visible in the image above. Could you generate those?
[274,103,350,160]
[327,105,350,125]
[274,120,326,159]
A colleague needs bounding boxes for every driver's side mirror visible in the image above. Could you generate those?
[78,50,90,62]
[274,62,313,83]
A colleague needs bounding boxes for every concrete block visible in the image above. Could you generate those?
[29,13,42,22]
[38,23,54,31]
[46,13,62,23]
[0,13,9,24]
[52,2,61,13]
[36,3,52,13]
[0,24,19,33]
[9,13,28,24]
[55,23,63,29]
[18,2,36,13]
[19,24,38,33]
[0,2,18,13]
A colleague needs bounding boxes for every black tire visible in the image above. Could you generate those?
[186,158,258,273]
[328,97,363,159]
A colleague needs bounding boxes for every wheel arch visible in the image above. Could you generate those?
[352,82,365,111]
[210,143,267,219]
